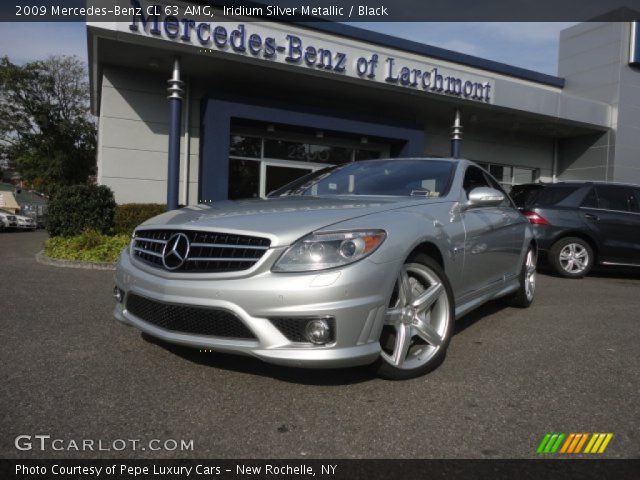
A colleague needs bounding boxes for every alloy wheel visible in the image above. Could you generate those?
[380,263,451,370]
[525,248,537,301]
[559,243,589,274]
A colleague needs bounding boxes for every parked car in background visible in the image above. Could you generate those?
[114,158,536,379]
[511,182,640,278]
[15,215,36,230]
[0,212,18,230]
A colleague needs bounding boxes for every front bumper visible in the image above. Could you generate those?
[114,250,397,368]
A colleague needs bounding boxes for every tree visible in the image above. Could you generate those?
[0,55,96,193]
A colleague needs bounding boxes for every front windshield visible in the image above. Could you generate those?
[268,159,456,198]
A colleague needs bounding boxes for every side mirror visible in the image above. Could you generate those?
[464,187,505,210]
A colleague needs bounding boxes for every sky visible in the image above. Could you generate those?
[0,22,576,75]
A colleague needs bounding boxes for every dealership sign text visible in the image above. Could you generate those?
[126,0,493,103]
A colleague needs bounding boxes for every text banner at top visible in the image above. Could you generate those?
[3,0,640,22]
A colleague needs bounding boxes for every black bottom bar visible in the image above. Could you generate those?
[3,459,640,480]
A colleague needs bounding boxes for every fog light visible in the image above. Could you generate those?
[113,286,123,303]
[305,319,330,344]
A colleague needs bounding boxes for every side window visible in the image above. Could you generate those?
[595,186,633,212]
[630,189,640,213]
[535,185,581,206]
[581,187,598,208]
[463,166,491,198]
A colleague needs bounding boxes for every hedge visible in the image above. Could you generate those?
[114,203,166,235]
[47,184,116,237]
[44,230,130,263]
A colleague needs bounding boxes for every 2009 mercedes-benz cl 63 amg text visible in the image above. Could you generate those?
[114,158,536,379]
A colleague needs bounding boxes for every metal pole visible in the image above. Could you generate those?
[181,77,190,206]
[450,108,463,159]
[166,56,183,211]
[552,138,558,183]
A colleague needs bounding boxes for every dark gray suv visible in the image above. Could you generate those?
[511,182,640,278]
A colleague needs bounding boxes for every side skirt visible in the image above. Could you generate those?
[454,276,520,320]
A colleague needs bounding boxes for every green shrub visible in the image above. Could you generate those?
[45,230,130,263]
[47,184,116,237]
[114,203,166,235]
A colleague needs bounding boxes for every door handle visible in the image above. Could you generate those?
[584,213,599,221]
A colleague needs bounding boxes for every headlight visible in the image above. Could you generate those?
[272,230,386,272]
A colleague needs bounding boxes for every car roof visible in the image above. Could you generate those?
[513,181,640,189]
[359,157,461,163]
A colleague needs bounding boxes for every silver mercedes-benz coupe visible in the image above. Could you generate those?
[114,158,536,379]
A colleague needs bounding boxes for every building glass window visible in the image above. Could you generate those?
[229,135,261,158]
[355,149,382,161]
[263,139,352,164]
[476,162,538,188]
[228,130,390,200]
[229,159,260,199]
[513,167,537,185]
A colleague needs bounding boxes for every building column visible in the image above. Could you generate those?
[166,56,183,211]
[450,108,463,159]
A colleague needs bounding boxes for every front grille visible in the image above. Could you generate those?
[126,293,256,339]
[269,317,336,343]
[132,229,271,273]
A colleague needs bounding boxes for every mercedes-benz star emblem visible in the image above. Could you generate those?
[162,233,190,270]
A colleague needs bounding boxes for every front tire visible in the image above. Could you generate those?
[548,237,594,278]
[375,254,455,380]
[510,246,537,308]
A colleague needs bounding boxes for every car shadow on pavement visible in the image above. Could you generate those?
[537,264,640,280]
[588,267,640,280]
[140,294,529,385]
[141,333,375,386]
[453,298,510,336]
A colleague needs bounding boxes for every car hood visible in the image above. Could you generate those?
[138,196,444,246]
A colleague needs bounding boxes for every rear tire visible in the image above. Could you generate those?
[375,254,455,380]
[549,237,594,278]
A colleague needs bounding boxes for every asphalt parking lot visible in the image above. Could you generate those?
[1,230,639,459]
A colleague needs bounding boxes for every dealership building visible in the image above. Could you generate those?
[87,5,640,205]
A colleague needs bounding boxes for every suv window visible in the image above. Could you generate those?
[533,185,581,207]
[595,186,636,212]
[463,166,491,197]
[632,189,640,213]
[510,185,543,208]
[581,187,598,208]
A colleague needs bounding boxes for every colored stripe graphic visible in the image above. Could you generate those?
[567,433,584,453]
[538,433,613,454]
[584,433,613,454]
[574,433,589,453]
[537,433,565,454]
[559,433,575,453]
[550,433,565,453]
[537,433,552,454]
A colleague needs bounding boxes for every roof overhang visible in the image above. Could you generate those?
[86,3,611,133]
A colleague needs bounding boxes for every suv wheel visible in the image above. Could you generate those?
[375,254,454,380]
[549,237,594,278]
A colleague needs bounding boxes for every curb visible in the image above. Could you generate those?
[35,250,116,271]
